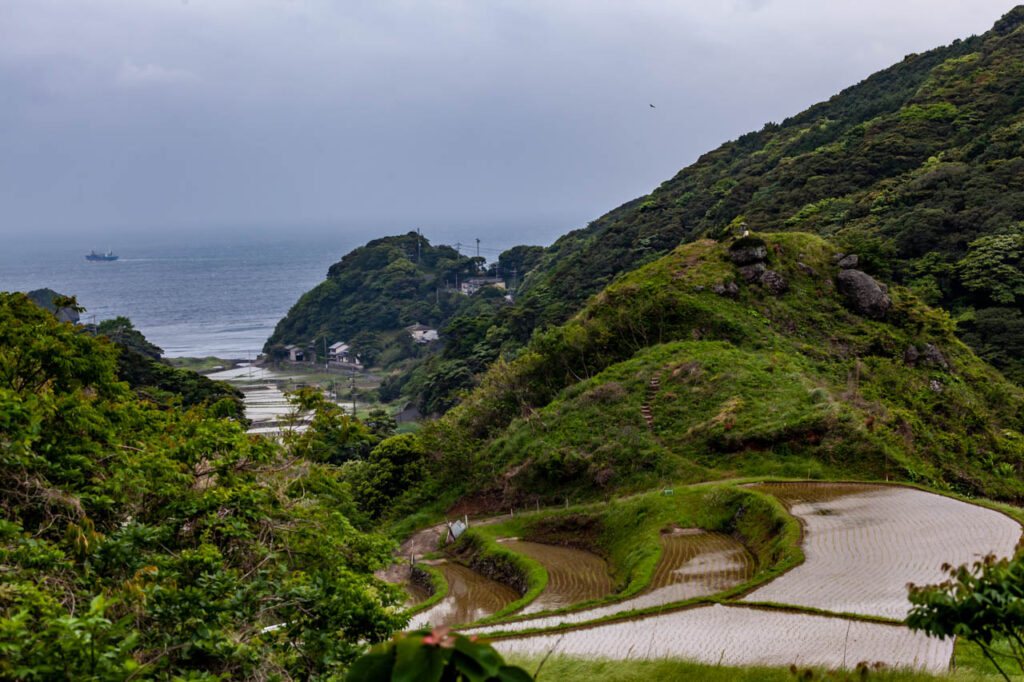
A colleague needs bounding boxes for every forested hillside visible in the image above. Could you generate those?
[271,8,1024,414]
[444,8,1024,383]
[379,233,1024,519]
[265,233,508,366]
[0,293,405,679]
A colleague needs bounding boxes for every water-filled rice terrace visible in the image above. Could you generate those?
[500,540,615,614]
[409,563,519,629]
[394,482,1022,671]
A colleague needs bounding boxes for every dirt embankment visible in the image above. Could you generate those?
[409,565,436,595]
[446,533,530,596]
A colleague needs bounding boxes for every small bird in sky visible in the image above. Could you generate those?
[649,103,656,108]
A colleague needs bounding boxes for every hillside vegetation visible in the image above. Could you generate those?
[265,233,507,365]
[406,232,1024,511]
[437,8,1024,384]
[0,292,405,679]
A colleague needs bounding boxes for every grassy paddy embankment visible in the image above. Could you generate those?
[396,480,1023,674]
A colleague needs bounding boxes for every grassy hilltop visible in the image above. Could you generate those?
[439,7,1024,384]
[412,232,1024,510]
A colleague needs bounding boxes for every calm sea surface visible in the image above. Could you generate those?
[0,235,359,358]
[0,226,561,358]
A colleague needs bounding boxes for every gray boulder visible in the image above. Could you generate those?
[921,343,948,369]
[729,243,768,265]
[712,282,740,299]
[739,262,766,282]
[836,269,892,319]
[759,270,788,295]
[904,343,948,368]
[837,254,859,269]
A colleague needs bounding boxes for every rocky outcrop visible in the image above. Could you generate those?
[836,269,892,319]
[713,282,740,298]
[410,565,436,595]
[759,270,788,295]
[729,238,769,265]
[836,254,859,269]
[739,263,766,282]
[904,343,948,369]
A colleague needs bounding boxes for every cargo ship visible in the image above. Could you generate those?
[85,250,118,261]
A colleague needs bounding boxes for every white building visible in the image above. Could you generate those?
[459,277,505,296]
[405,323,439,344]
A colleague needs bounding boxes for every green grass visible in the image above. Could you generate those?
[462,482,801,630]
[425,232,1024,505]
[504,655,1010,681]
[166,356,235,372]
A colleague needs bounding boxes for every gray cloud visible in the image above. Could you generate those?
[116,59,199,87]
[0,0,1017,241]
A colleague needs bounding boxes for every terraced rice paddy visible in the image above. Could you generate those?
[410,482,1022,671]
[403,580,431,607]
[493,604,953,672]
[407,563,520,630]
[743,483,1022,618]
[468,530,751,634]
[501,540,614,614]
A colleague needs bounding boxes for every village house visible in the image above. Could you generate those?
[284,344,305,362]
[405,323,439,344]
[459,277,505,296]
[328,341,357,364]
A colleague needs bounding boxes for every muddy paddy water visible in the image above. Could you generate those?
[468,530,751,635]
[408,563,519,630]
[501,540,614,614]
[743,482,1022,619]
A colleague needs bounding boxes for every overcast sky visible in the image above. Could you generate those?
[0,0,1017,244]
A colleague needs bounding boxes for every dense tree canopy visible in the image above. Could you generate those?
[0,293,406,680]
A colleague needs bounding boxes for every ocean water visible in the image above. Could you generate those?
[0,235,357,358]
[0,224,564,358]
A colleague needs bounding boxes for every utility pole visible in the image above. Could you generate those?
[417,228,422,263]
[476,238,480,258]
[350,366,357,417]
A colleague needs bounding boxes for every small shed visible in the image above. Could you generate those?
[284,344,304,362]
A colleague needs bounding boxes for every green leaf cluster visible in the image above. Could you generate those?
[347,628,532,682]
[908,553,1024,681]
[0,292,407,679]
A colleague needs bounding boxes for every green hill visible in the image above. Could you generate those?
[272,7,1024,416]
[413,233,1024,509]
[265,232,510,367]
[444,7,1024,383]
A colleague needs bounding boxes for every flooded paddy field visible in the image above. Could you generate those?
[402,580,431,607]
[502,540,614,614]
[407,563,520,629]
[468,530,751,635]
[493,604,953,672]
[742,483,1022,618]
[239,385,295,423]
